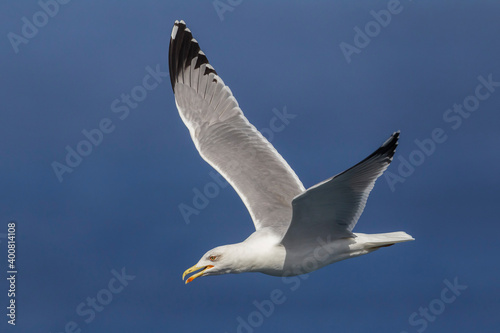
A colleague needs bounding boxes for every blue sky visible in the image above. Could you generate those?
[1,1,499,332]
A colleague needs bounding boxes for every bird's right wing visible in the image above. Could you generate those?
[170,20,305,232]
[281,132,399,246]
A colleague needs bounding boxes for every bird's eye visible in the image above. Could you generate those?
[209,255,217,261]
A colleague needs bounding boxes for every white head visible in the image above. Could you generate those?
[182,243,254,284]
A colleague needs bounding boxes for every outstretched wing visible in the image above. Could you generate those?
[169,20,305,231]
[281,132,399,246]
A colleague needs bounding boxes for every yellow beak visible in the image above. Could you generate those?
[182,265,214,284]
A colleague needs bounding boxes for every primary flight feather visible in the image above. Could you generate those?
[169,20,413,284]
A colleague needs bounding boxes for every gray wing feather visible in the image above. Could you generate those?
[170,21,305,231]
[282,132,400,245]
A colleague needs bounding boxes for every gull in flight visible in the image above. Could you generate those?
[169,20,414,284]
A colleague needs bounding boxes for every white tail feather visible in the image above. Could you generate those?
[356,231,414,249]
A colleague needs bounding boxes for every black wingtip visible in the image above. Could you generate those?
[378,130,400,162]
[325,130,401,182]
[169,20,217,92]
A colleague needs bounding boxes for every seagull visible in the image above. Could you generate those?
[169,20,414,284]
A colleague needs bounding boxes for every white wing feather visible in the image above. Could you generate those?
[169,21,305,231]
[282,132,400,245]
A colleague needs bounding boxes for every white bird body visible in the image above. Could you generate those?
[169,20,414,284]
[207,230,412,278]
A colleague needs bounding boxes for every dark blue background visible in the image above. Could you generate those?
[1,1,499,332]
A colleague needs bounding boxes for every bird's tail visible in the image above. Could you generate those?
[361,231,414,250]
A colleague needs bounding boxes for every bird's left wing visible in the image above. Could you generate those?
[169,20,305,231]
[281,132,399,246]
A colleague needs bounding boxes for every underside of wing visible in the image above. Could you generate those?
[281,131,400,246]
[169,20,305,231]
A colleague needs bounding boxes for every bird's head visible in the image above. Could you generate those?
[182,244,247,284]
